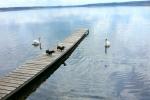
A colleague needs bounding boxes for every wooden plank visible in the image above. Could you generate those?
[17,67,42,71]
[25,60,52,64]
[13,69,39,74]
[25,62,49,65]
[33,60,54,63]
[24,58,53,65]
[0,82,19,88]
[8,72,34,77]
[0,85,16,91]
[23,65,48,69]
[10,71,37,76]
[0,79,23,85]
[0,90,11,95]
[5,74,31,80]
[21,64,47,68]
[36,56,54,59]
[1,77,28,82]
[0,93,6,99]
[0,81,20,85]
[21,65,46,69]
[14,68,41,73]
[30,56,53,60]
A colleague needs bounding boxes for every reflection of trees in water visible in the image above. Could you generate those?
[110,66,150,100]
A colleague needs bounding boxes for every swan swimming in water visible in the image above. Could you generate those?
[32,37,41,46]
[105,38,110,48]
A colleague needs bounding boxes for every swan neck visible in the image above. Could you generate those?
[38,37,40,42]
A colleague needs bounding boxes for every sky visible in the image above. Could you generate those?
[0,0,147,7]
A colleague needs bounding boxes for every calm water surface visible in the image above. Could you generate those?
[0,7,150,100]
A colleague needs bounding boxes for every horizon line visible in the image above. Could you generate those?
[0,0,149,11]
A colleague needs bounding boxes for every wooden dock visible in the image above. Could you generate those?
[0,28,89,100]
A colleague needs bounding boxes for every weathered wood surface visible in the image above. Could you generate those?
[0,28,89,100]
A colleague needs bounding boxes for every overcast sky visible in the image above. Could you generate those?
[0,0,146,7]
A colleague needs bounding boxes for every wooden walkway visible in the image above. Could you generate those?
[0,28,89,100]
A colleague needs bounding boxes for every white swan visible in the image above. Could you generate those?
[105,38,110,48]
[32,37,41,46]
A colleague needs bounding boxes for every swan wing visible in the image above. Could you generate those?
[33,40,40,43]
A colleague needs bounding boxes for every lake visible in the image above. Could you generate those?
[0,6,150,100]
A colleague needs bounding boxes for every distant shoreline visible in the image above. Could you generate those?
[0,1,149,12]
